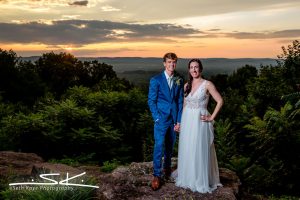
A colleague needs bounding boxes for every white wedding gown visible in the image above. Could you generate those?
[175,80,222,193]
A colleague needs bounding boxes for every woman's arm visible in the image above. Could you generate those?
[204,81,223,121]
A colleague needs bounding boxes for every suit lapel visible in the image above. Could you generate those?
[160,72,171,98]
[170,81,176,99]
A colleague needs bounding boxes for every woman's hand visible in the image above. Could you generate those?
[200,115,213,122]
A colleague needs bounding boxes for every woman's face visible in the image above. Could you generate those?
[189,61,201,78]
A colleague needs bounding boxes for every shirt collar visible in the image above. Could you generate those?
[164,70,173,79]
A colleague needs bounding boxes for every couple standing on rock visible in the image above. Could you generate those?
[148,52,223,193]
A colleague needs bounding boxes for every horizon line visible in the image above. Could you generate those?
[21,55,278,60]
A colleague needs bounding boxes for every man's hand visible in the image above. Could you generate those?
[174,123,180,133]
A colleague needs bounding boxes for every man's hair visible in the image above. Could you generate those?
[163,52,178,62]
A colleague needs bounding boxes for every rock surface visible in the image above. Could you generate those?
[0,151,240,199]
[0,151,82,177]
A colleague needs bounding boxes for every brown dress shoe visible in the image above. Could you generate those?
[151,176,161,191]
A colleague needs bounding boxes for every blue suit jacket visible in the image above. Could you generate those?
[148,71,184,124]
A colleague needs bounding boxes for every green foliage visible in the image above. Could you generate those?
[245,103,297,159]
[65,86,148,162]
[0,187,96,200]
[0,95,121,160]
[0,183,97,200]
[227,65,258,96]
[246,65,293,116]
[278,40,300,88]
[0,96,15,119]
[227,156,251,178]
[136,110,154,161]
[100,159,122,172]
[36,52,81,95]
[282,92,300,118]
[0,84,148,163]
[209,74,229,93]
[48,153,98,166]
[214,118,235,166]
[243,102,300,193]
[48,157,80,166]
[0,49,45,105]
[0,49,132,105]
[209,41,300,196]
[35,52,130,96]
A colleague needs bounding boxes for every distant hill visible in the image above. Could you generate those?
[22,57,277,85]
[22,57,277,72]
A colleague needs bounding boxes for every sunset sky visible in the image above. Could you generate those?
[0,0,300,58]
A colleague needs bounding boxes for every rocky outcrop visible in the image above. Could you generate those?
[0,151,43,176]
[82,161,240,200]
[0,151,82,177]
[0,151,240,199]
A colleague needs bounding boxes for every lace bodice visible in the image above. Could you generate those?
[184,80,209,109]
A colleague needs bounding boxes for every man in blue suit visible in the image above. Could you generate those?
[148,52,184,190]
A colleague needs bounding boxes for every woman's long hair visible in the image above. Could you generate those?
[185,59,203,97]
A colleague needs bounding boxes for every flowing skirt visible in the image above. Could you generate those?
[175,107,222,193]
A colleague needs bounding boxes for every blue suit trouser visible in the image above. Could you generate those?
[153,117,176,177]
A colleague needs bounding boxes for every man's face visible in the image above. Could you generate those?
[163,58,177,74]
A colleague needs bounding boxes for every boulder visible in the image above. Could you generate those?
[0,151,83,177]
[0,151,43,176]
[82,160,241,200]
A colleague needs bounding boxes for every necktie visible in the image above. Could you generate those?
[168,77,173,89]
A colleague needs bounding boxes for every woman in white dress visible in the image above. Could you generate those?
[175,59,223,193]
